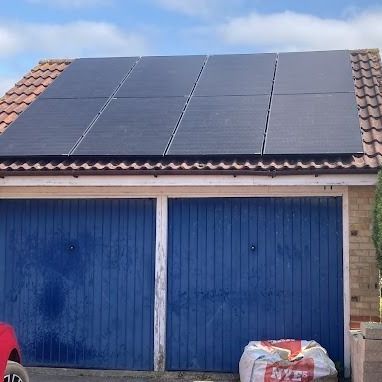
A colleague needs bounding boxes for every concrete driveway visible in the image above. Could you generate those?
[27,368,349,381]
[27,368,239,382]
[29,374,129,382]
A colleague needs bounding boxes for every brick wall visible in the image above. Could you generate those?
[349,186,380,329]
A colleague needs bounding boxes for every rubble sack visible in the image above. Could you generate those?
[239,339,337,382]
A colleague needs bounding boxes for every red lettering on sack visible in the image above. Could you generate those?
[264,359,314,382]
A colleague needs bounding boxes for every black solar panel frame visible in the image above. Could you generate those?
[167,95,270,155]
[40,57,139,99]
[273,50,355,95]
[115,55,206,98]
[73,97,188,156]
[0,97,107,156]
[264,92,363,155]
[194,53,277,96]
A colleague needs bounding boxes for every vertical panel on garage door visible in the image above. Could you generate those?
[167,197,343,372]
[0,199,155,370]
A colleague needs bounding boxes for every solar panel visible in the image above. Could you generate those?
[194,53,277,96]
[167,95,269,155]
[0,98,106,156]
[116,55,206,98]
[40,57,138,99]
[274,50,354,94]
[73,97,186,155]
[264,93,362,155]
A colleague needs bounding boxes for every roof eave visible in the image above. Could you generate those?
[0,167,378,177]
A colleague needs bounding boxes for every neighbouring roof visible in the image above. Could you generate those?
[0,50,381,175]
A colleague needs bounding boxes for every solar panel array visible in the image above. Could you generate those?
[0,50,363,157]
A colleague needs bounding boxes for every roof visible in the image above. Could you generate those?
[0,50,381,176]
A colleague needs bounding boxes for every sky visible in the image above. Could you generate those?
[1,0,382,95]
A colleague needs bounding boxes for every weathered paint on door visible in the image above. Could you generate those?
[167,197,343,372]
[0,199,156,370]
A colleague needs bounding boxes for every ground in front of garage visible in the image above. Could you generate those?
[27,368,350,381]
[27,368,239,382]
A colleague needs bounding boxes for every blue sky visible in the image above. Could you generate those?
[1,0,382,94]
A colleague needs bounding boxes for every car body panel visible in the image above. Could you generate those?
[0,323,21,378]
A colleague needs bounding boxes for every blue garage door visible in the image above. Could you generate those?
[0,199,155,370]
[167,197,343,372]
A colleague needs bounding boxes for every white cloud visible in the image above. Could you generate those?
[152,0,244,17]
[0,75,18,98]
[216,9,382,51]
[153,0,218,16]
[26,0,112,8]
[0,27,21,56]
[0,21,148,58]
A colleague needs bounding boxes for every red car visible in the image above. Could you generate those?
[0,324,28,382]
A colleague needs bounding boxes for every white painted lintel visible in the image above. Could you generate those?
[0,173,377,187]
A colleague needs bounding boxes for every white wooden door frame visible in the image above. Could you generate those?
[154,196,168,371]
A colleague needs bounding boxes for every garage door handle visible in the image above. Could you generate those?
[250,244,256,251]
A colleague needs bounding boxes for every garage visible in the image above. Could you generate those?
[0,198,156,370]
[166,197,344,372]
[0,49,380,378]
